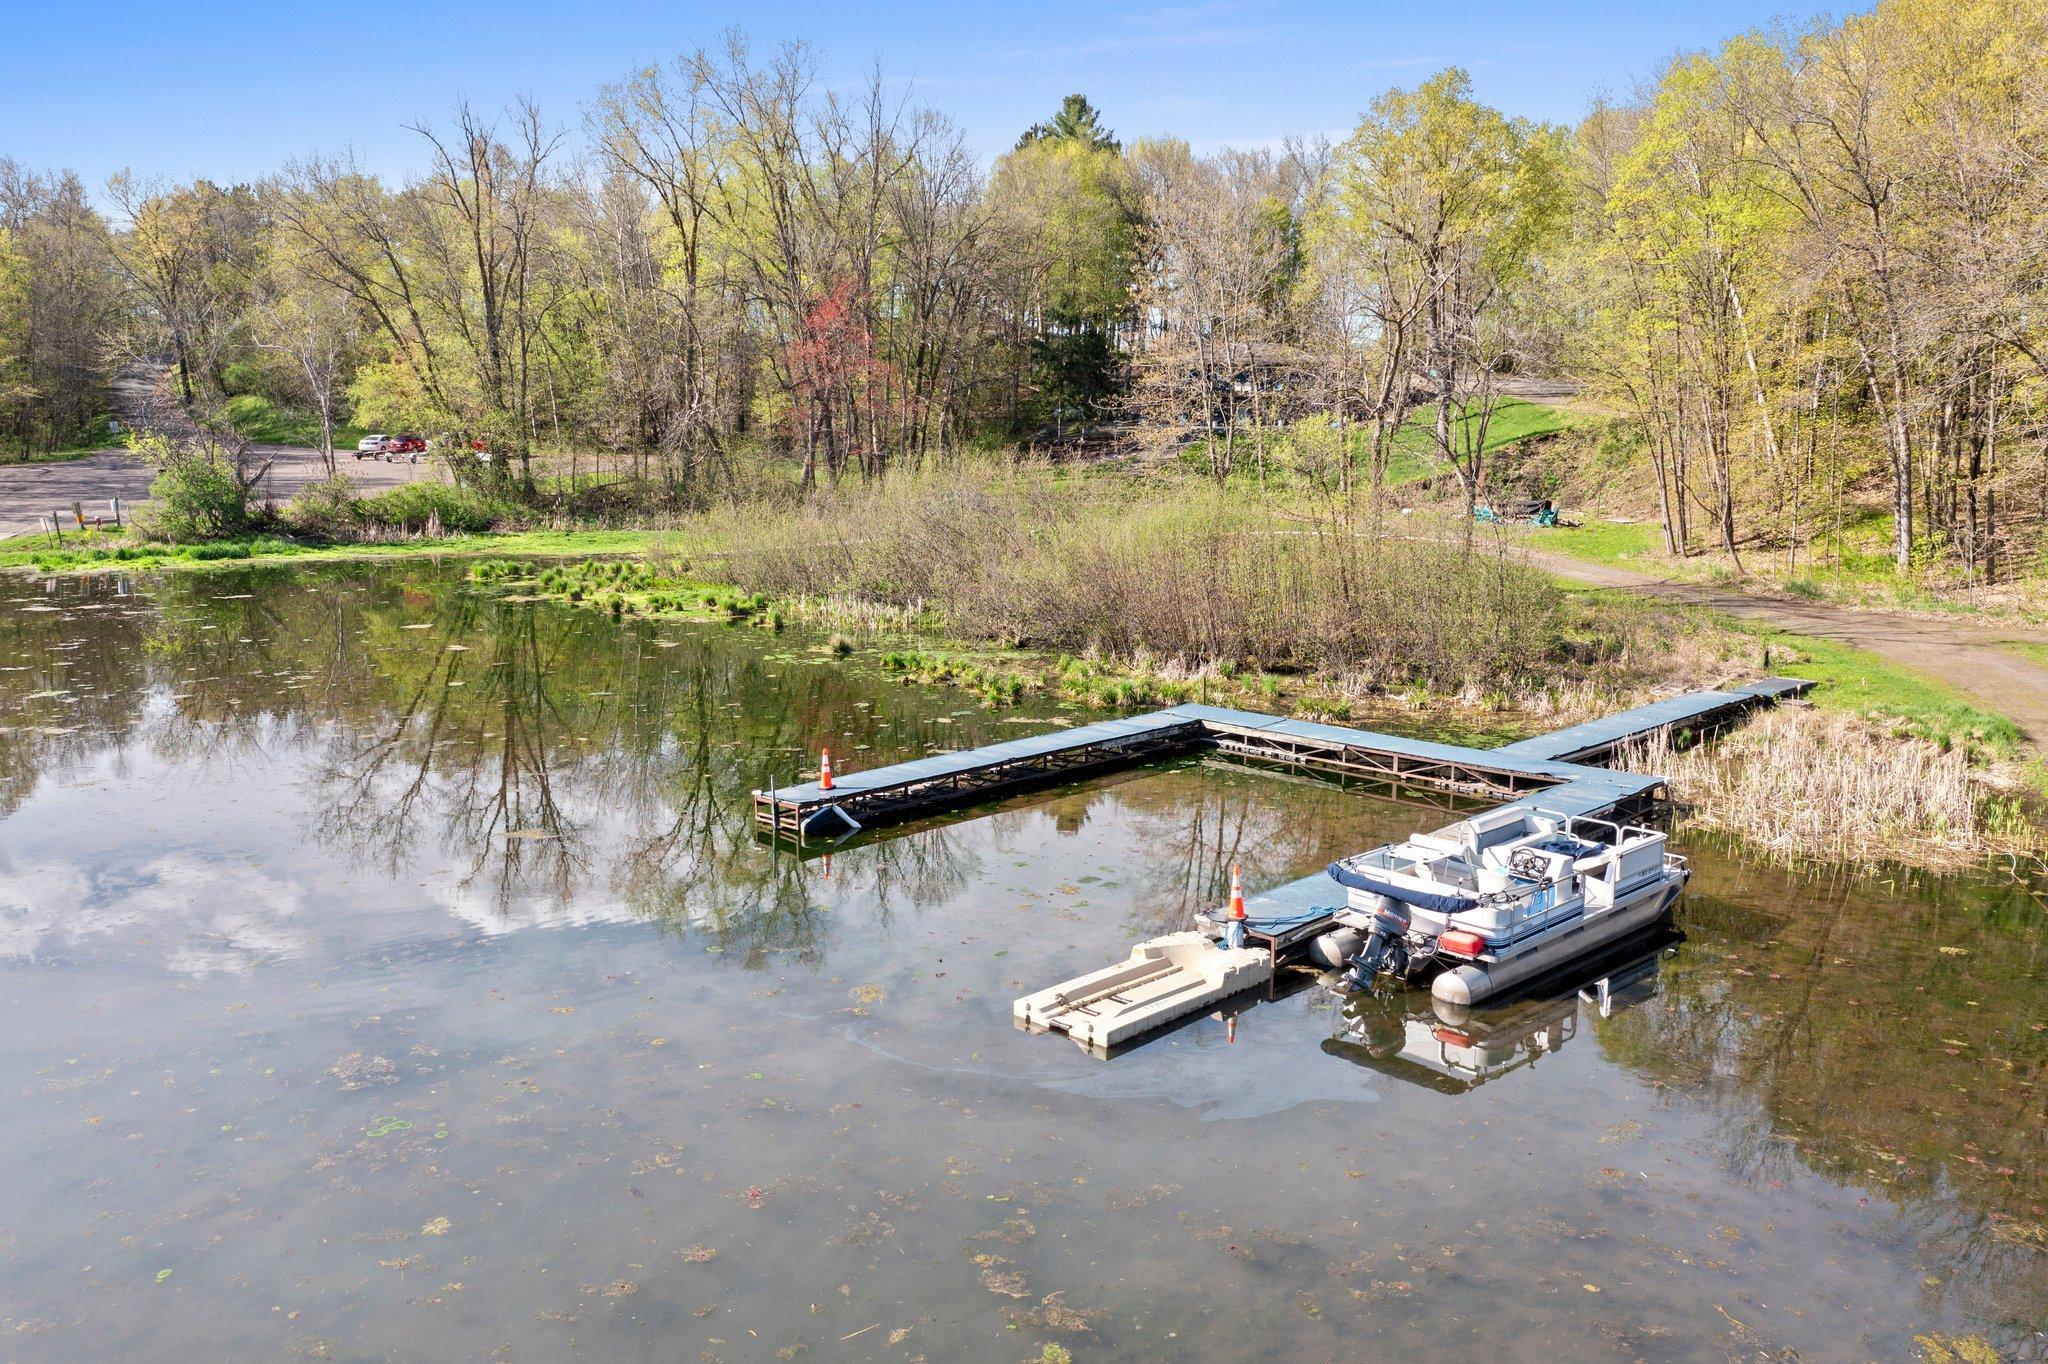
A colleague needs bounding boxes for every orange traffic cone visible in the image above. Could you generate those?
[1229,863,1246,921]
[820,748,834,791]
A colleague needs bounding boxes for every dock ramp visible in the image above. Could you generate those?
[1014,932,1272,1051]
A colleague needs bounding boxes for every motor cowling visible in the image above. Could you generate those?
[1340,924,1411,992]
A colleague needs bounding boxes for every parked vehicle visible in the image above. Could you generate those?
[354,434,394,459]
[1326,805,1688,1004]
[390,434,427,454]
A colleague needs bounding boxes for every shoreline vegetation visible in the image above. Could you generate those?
[1626,713,2036,870]
[401,465,2037,869]
[3,470,2038,870]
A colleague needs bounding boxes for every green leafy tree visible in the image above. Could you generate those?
[0,229,30,422]
[1327,69,1568,517]
[1016,94,1119,153]
[990,98,1138,431]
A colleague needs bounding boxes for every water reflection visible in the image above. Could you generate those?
[2,562,2046,1358]
[1324,934,1679,1094]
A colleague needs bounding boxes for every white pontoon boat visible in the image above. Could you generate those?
[1325,805,1687,1005]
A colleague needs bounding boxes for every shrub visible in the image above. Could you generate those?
[280,475,362,538]
[354,482,512,535]
[134,453,257,542]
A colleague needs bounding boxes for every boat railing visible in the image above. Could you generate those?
[1534,808,1665,850]
[1535,807,1621,844]
[1480,876,1583,936]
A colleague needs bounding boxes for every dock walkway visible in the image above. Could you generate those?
[754,678,1811,844]
[1487,678,1811,765]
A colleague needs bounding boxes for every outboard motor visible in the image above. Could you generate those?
[1339,902,1412,991]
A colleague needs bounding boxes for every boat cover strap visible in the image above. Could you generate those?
[1325,862,1475,914]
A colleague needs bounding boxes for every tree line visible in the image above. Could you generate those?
[3,1,2046,577]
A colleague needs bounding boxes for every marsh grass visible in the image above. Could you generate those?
[662,465,1586,697]
[469,557,774,624]
[1629,709,2013,866]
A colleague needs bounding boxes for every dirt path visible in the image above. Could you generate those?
[1519,546,2048,743]
[0,363,426,538]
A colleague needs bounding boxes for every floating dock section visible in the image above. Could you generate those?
[1486,677,1812,765]
[1013,932,1273,1051]
[755,710,1206,841]
[754,680,1811,844]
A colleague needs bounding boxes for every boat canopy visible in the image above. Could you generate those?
[1326,862,1475,915]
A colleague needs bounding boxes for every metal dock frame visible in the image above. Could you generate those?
[753,681,1812,846]
[754,713,1207,844]
[1196,712,1564,802]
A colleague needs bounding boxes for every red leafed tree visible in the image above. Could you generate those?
[785,278,909,482]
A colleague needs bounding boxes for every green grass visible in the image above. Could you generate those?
[1526,506,2032,619]
[0,444,111,465]
[1382,398,1571,486]
[1164,399,1571,487]
[221,394,366,450]
[1999,640,2048,670]
[0,527,659,575]
[1759,630,2023,755]
[1520,519,1664,566]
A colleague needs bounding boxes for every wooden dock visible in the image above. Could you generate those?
[754,710,1207,841]
[753,679,1812,844]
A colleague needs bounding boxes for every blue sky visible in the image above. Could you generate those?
[4,0,1839,193]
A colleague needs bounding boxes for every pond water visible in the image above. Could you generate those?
[1,562,2044,1361]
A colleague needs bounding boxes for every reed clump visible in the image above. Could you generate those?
[663,464,1580,698]
[1630,708,2012,867]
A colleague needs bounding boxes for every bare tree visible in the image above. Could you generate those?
[1131,144,1303,481]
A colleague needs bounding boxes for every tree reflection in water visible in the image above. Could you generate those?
[2,561,2046,1329]
[0,562,989,961]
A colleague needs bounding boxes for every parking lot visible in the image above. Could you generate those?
[0,443,430,538]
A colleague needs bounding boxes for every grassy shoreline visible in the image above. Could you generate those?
[5,517,2020,749]
[0,526,658,573]
[460,553,2042,869]
[3,512,2036,867]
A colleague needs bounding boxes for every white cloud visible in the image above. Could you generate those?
[0,850,308,976]
[429,878,644,937]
